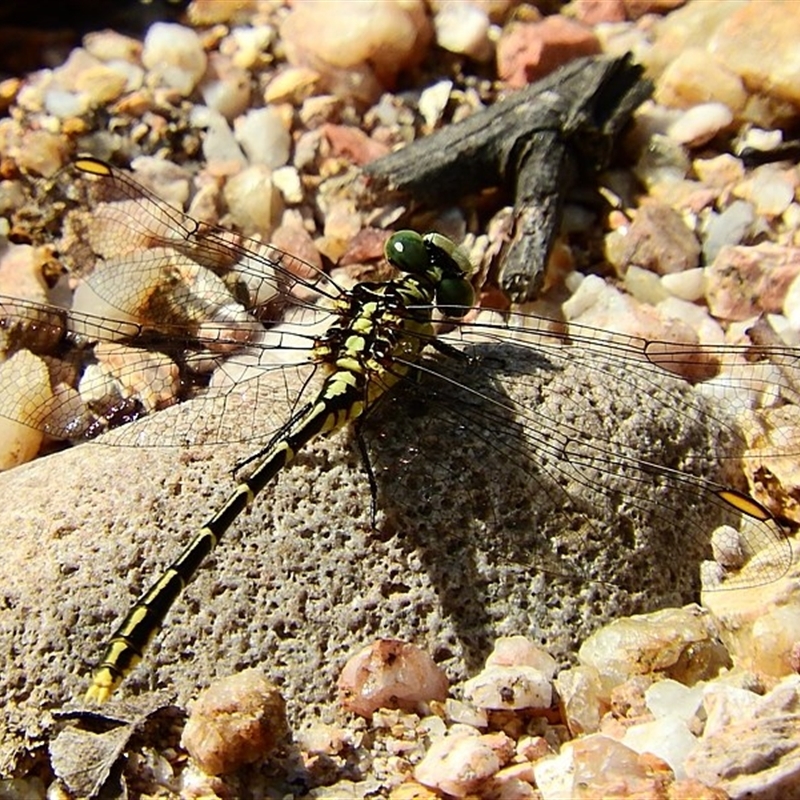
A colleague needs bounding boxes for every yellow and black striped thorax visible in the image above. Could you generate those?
[313,231,476,411]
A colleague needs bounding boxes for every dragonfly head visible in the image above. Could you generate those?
[384,230,475,318]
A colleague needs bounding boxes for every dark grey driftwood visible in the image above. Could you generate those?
[364,54,652,302]
[740,140,800,168]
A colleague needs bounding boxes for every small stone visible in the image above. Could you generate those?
[271,166,303,204]
[616,202,701,276]
[685,677,800,799]
[516,735,552,762]
[188,0,259,25]
[667,102,734,148]
[483,762,537,799]
[464,665,552,711]
[321,123,390,165]
[705,243,800,321]
[264,66,321,105]
[653,179,719,214]
[270,219,322,277]
[634,133,692,191]
[227,25,275,71]
[83,29,142,63]
[701,200,755,264]
[624,263,670,305]
[0,244,49,305]
[223,164,282,237]
[0,350,52,470]
[92,343,180,413]
[180,669,288,776]
[624,0,685,19]
[142,23,207,96]
[732,603,800,676]
[15,129,67,178]
[419,712,448,742]
[629,105,684,152]
[444,698,488,729]
[130,156,192,208]
[622,714,698,779]
[533,734,649,800]
[693,153,745,188]
[281,0,433,103]
[661,267,706,302]
[660,299,722,343]
[295,721,351,756]
[563,276,723,381]
[320,202,362,256]
[554,665,606,736]
[234,107,291,168]
[338,640,449,717]
[298,95,343,129]
[74,63,129,106]
[710,1,800,108]
[200,53,251,120]
[701,683,762,739]
[433,2,492,61]
[414,731,511,797]
[655,47,747,114]
[497,16,601,88]
[643,0,744,77]
[42,88,86,118]
[418,79,453,130]
[609,675,653,722]
[573,0,627,26]
[578,605,730,689]
[741,126,785,154]
[734,166,797,218]
[486,636,557,676]
[191,106,246,166]
[709,525,745,570]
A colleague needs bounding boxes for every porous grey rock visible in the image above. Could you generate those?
[0,338,738,773]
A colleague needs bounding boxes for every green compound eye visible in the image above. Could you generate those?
[385,230,429,274]
[436,277,474,317]
[423,232,473,277]
[422,232,475,316]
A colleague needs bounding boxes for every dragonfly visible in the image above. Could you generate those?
[0,157,795,702]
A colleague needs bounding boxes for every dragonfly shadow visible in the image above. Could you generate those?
[364,336,746,671]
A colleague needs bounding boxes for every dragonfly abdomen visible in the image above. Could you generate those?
[85,244,452,701]
[84,393,343,699]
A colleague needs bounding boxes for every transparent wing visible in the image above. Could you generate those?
[66,158,343,319]
[1,158,344,450]
[1,159,796,596]
[0,294,332,449]
[362,312,796,593]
